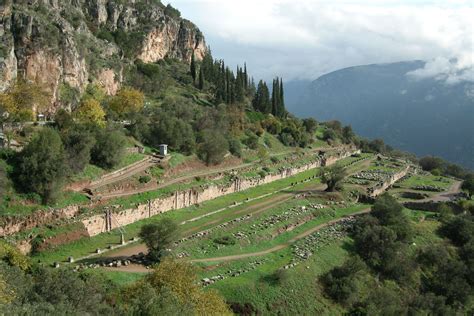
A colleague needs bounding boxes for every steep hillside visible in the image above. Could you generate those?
[0,0,206,110]
[286,61,474,169]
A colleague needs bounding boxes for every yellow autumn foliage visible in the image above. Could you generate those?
[146,258,232,315]
[0,79,50,122]
[0,241,30,271]
[75,98,106,127]
[109,87,144,115]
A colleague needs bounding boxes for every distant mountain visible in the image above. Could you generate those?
[286,61,474,169]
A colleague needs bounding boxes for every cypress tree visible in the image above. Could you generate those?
[190,53,197,82]
[235,66,245,102]
[198,67,204,90]
[244,63,248,90]
[271,78,277,116]
[279,78,285,117]
[253,81,271,113]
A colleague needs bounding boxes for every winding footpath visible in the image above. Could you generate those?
[190,209,371,263]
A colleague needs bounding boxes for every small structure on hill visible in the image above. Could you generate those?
[159,144,168,156]
[0,132,5,148]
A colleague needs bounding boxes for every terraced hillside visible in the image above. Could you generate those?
[25,152,467,315]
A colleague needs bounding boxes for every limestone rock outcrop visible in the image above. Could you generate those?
[0,0,206,111]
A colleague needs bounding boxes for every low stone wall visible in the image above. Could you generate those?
[89,156,151,189]
[0,205,80,237]
[368,166,411,198]
[82,148,360,237]
[2,147,358,245]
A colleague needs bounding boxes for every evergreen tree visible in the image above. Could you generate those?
[190,53,197,82]
[235,66,245,102]
[253,80,271,113]
[198,67,204,90]
[271,78,277,116]
[279,78,285,117]
[18,128,68,204]
[271,78,281,116]
[244,63,249,90]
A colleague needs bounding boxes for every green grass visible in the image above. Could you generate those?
[115,152,147,170]
[72,152,147,182]
[204,239,350,315]
[0,191,89,217]
[72,164,104,182]
[31,156,369,264]
[260,132,288,153]
[398,174,453,190]
[168,152,189,168]
[85,269,146,286]
[178,203,368,260]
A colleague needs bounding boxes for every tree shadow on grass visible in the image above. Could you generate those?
[341,240,355,253]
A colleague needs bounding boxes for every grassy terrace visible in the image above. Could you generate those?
[0,191,89,217]
[72,152,147,182]
[397,173,453,190]
[200,240,349,314]
[32,155,371,265]
[176,203,369,260]
[194,209,441,314]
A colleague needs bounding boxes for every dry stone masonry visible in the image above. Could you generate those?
[82,148,360,237]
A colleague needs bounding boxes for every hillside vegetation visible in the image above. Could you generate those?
[0,1,473,315]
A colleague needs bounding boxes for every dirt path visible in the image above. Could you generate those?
[190,209,371,263]
[96,161,254,200]
[89,157,160,191]
[101,186,319,259]
[94,145,344,201]
[108,209,371,273]
[92,156,368,261]
[419,180,462,203]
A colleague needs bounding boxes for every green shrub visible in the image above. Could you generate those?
[244,133,259,150]
[139,175,152,184]
[164,4,181,18]
[213,235,236,246]
[228,138,242,158]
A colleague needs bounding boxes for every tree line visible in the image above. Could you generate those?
[192,49,287,117]
[0,240,231,315]
[322,194,474,314]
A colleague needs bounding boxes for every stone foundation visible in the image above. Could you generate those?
[82,148,360,237]
[4,147,359,250]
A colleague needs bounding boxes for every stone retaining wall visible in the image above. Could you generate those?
[0,205,80,237]
[368,166,411,198]
[4,147,358,249]
[82,149,360,237]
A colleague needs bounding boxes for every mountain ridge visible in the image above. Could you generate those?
[286,60,474,169]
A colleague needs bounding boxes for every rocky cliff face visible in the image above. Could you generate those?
[0,0,206,111]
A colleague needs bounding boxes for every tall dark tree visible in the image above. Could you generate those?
[244,63,249,90]
[271,78,279,116]
[190,53,197,83]
[18,128,68,204]
[198,67,204,90]
[139,218,178,262]
[235,66,245,102]
[270,77,286,117]
[279,78,285,117]
[253,80,271,113]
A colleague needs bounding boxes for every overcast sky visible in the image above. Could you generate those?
[167,0,473,83]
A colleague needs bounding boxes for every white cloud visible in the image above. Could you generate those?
[407,57,474,85]
[168,0,473,81]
